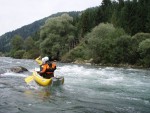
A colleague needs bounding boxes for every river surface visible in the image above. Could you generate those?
[0,57,150,113]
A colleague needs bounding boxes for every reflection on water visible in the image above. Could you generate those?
[24,89,51,100]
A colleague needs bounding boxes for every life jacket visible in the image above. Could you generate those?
[45,62,56,74]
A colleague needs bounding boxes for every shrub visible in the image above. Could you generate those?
[86,23,126,64]
[138,39,150,67]
[14,50,25,59]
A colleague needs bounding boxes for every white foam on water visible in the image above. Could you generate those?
[57,64,150,96]
[102,76,124,84]
[1,71,27,77]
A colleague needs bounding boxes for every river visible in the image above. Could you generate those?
[0,57,150,113]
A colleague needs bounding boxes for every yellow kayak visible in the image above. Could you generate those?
[33,71,52,86]
[33,71,64,86]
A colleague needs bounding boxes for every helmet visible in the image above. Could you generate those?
[42,56,49,64]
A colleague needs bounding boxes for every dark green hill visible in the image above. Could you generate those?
[0,11,80,52]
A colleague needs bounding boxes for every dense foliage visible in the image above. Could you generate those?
[1,0,150,67]
[0,12,80,52]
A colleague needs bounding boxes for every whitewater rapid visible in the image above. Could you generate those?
[0,57,150,113]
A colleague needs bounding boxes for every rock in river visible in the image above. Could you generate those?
[10,66,28,73]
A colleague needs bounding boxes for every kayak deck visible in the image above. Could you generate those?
[33,71,64,86]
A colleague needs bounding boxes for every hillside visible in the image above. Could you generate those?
[0,11,80,52]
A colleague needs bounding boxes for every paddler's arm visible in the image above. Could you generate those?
[35,56,42,65]
[38,65,47,74]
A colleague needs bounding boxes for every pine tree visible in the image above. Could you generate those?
[137,0,148,33]
[101,0,112,22]
[145,1,150,32]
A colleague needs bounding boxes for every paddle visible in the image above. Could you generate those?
[24,75,34,83]
[24,56,42,84]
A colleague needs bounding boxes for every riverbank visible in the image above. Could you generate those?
[1,56,148,70]
[71,59,149,70]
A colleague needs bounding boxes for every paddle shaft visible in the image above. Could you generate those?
[24,75,34,83]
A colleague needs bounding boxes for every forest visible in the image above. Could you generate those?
[1,0,150,67]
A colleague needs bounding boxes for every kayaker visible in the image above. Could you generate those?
[37,56,56,79]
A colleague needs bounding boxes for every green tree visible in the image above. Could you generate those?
[10,35,24,58]
[39,14,77,59]
[138,39,150,67]
[95,7,104,25]
[14,50,25,59]
[87,23,125,63]
[79,8,98,36]
[23,49,40,59]
[130,33,150,64]
[145,1,150,32]
[101,0,112,22]
[113,35,132,64]
[11,35,24,51]
[61,42,89,62]
[24,36,35,51]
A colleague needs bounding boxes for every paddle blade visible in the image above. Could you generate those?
[25,75,34,83]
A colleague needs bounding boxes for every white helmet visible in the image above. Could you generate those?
[42,56,49,64]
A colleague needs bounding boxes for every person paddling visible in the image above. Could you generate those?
[37,56,56,79]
